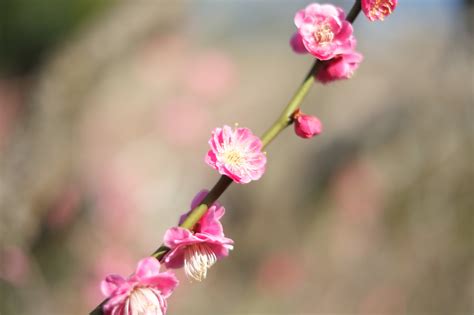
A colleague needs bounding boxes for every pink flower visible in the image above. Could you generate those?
[316,50,363,83]
[293,110,323,139]
[290,33,308,54]
[101,257,178,315]
[362,0,397,21]
[0,246,30,287]
[159,97,209,147]
[185,51,236,101]
[290,3,354,60]
[163,190,234,281]
[205,125,266,184]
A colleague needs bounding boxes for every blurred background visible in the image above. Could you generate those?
[0,0,473,314]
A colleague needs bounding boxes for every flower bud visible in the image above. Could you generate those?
[316,51,363,84]
[293,110,323,139]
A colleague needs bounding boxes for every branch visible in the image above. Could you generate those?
[90,1,362,314]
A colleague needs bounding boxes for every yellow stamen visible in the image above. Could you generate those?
[370,0,393,19]
[314,22,334,45]
[223,149,244,166]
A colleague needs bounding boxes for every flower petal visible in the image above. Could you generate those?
[101,274,127,296]
[135,257,161,279]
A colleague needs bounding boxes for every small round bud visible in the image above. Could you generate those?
[293,110,323,139]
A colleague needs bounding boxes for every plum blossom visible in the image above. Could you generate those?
[362,0,397,21]
[101,257,178,315]
[205,125,266,184]
[316,50,363,83]
[293,109,323,139]
[0,246,30,286]
[185,51,236,100]
[163,190,234,281]
[290,33,308,54]
[290,3,354,60]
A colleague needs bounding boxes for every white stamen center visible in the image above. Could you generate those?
[128,287,164,315]
[184,243,217,281]
[223,149,244,166]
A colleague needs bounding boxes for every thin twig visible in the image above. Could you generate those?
[90,1,362,313]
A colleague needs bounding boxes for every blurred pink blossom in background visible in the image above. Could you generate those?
[256,252,306,296]
[158,97,210,147]
[46,185,81,230]
[185,51,236,101]
[0,246,30,287]
[331,159,384,224]
[91,163,145,238]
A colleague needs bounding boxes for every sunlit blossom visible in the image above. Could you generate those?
[163,190,234,281]
[362,0,397,21]
[290,3,355,60]
[101,257,178,315]
[205,125,266,184]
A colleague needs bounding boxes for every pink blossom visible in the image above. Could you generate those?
[159,97,209,147]
[293,110,323,139]
[290,3,354,60]
[101,257,178,315]
[46,185,81,230]
[185,51,236,101]
[163,190,234,281]
[362,0,397,21]
[0,246,30,287]
[256,252,306,296]
[316,50,363,83]
[205,125,266,184]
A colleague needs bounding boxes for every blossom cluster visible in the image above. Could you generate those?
[100,124,264,314]
[290,3,362,83]
[101,190,234,314]
[290,1,396,83]
[99,2,397,314]
[288,1,396,139]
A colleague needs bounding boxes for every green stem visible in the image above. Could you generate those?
[151,175,232,260]
[261,0,361,148]
[90,1,362,314]
[261,61,322,148]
